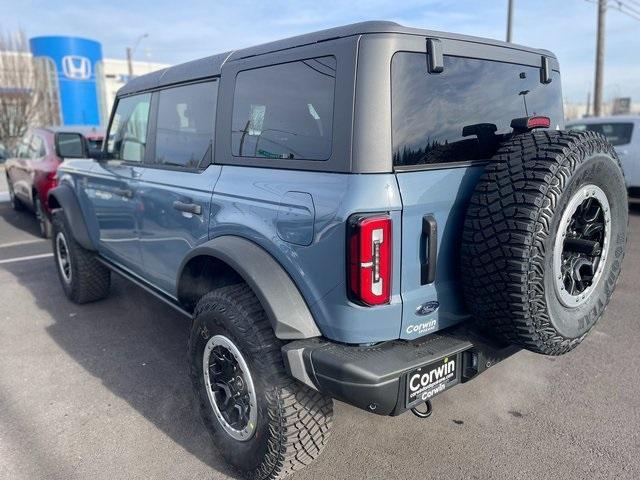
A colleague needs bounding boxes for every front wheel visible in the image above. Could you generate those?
[189,284,333,479]
[52,211,111,304]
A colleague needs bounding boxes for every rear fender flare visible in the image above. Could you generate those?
[179,236,321,340]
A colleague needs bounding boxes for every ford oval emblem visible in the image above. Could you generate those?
[415,301,439,316]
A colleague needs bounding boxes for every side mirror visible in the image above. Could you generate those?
[54,132,88,159]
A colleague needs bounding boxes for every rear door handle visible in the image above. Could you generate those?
[173,200,202,215]
[114,187,134,199]
[421,214,437,285]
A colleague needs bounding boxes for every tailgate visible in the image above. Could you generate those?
[395,166,484,339]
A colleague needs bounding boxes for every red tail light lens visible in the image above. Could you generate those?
[46,170,58,186]
[348,214,392,306]
[527,116,551,129]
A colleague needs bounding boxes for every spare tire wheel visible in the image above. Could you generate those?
[461,130,628,355]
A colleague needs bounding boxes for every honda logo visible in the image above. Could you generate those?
[62,55,91,80]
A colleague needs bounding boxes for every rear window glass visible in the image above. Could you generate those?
[392,53,564,167]
[568,122,633,146]
[232,56,336,161]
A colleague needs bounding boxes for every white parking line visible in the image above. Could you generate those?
[0,253,53,265]
[0,238,47,249]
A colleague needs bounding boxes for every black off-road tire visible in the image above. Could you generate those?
[189,284,333,480]
[35,194,52,238]
[461,131,628,355]
[52,211,111,304]
[7,177,24,211]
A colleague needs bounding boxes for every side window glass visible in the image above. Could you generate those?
[18,135,32,158]
[154,81,217,168]
[30,135,45,159]
[231,56,336,161]
[107,93,151,162]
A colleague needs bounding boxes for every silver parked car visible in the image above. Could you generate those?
[567,116,639,191]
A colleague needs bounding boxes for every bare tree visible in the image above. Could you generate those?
[0,29,60,150]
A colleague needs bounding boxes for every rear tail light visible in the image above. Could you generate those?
[46,170,58,185]
[348,214,392,306]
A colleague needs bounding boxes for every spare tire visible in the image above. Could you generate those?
[461,130,628,355]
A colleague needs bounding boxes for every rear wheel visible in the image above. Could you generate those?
[7,177,24,211]
[52,211,111,304]
[189,284,333,479]
[461,131,628,355]
[35,194,52,238]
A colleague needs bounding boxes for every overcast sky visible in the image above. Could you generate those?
[2,0,639,103]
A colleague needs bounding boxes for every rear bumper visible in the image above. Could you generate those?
[282,324,519,416]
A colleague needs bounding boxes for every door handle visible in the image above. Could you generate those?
[421,214,437,285]
[114,187,134,199]
[173,200,202,215]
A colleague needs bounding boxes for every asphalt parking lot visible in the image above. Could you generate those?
[1,195,639,480]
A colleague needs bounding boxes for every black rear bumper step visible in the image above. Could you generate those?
[283,325,519,416]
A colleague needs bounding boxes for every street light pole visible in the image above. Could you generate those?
[126,33,149,79]
[506,0,514,42]
[126,47,133,78]
[593,0,606,116]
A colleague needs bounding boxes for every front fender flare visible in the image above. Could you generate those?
[48,184,96,251]
[180,236,321,340]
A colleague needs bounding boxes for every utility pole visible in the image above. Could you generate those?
[506,0,514,42]
[125,33,148,80]
[594,0,606,116]
[586,91,591,118]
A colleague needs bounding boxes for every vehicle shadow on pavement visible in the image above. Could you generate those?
[3,261,240,479]
[0,204,42,241]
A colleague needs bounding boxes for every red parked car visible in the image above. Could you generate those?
[4,126,104,237]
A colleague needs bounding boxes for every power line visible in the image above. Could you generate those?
[585,0,640,21]
[611,0,640,19]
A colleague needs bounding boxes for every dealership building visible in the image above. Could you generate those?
[28,35,169,127]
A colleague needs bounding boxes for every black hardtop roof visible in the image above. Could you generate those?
[117,20,555,97]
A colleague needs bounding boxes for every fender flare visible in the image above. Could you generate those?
[179,236,321,340]
[47,184,96,251]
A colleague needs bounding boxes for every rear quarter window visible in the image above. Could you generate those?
[392,53,564,167]
[568,122,634,146]
[231,56,336,161]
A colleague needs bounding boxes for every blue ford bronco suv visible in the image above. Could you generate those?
[49,22,628,479]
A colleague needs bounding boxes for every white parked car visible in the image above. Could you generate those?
[567,116,639,192]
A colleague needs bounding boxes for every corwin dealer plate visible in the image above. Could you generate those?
[405,355,460,409]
